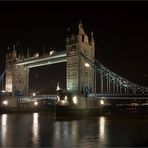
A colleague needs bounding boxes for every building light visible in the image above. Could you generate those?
[3,100,8,106]
[50,51,54,56]
[57,96,60,102]
[56,82,60,91]
[32,93,36,97]
[85,63,90,67]
[72,96,78,104]
[34,53,39,58]
[100,100,104,105]
[64,95,68,101]
[60,100,66,105]
[34,101,38,106]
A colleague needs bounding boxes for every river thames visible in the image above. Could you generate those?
[0,113,148,147]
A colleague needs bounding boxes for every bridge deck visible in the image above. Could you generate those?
[15,51,66,68]
[89,93,148,99]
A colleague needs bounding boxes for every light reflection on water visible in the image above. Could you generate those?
[1,114,7,147]
[99,116,105,143]
[0,113,147,147]
[32,113,39,147]
[53,120,78,147]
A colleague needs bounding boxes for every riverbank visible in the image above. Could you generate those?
[1,105,148,117]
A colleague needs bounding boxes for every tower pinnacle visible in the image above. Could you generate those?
[78,20,85,35]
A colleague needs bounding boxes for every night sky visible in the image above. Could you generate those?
[0,2,148,94]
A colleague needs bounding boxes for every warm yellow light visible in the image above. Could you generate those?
[57,96,60,102]
[100,100,104,105]
[34,53,39,58]
[32,93,36,97]
[72,96,78,104]
[34,101,38,106]
[50,51,54,56]
[56,82,60,91]
[60,100,66,105]
[3,101,8,106]
[64,95,68,101]
[85,63,90,67]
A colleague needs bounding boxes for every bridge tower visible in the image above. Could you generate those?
[5,46,29,96]
[66,21,95,95]
[5,45,17,93]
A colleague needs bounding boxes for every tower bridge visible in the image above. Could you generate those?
[1,21,148,99]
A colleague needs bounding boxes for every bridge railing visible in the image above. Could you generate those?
[17,95,58,103]
[81,52,148,95]
[88,93,148,98]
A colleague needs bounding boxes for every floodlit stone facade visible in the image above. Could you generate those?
[5,45,29,96]
[66,21,95,94]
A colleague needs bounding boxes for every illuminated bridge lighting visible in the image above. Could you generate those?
[15,51,66,68]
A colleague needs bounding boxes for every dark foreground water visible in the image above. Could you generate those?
[0,113,148,147]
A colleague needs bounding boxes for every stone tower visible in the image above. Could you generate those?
[5,45,29,96]
[66,21,95,95]
[5,45,17,93]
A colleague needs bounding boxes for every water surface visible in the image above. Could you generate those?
[0,113,148,147]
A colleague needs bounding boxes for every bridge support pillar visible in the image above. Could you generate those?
[77,96,87,109]
[12,65,29,96]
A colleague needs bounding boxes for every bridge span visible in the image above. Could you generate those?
[15,51,66,68]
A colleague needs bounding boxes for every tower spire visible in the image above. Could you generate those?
[12,44,17,59]
[91,32,94,42]
[90,32,95,46]
[78,20,85,35]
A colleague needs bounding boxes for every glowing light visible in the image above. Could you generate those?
[1,90,5,93]
[33,113,38,124]
[100,100,104,105]
[32,113,39,146]
[2,114,7,125]
[99,117,105,142]
[57,96,60,102]
[60,100,66,105]
[72,96,78,104]
[64,96,68,101]
[32,93,36,97]
[34,101,38,106]
[3,101,8,106]
[56,82,60,91]
[1,114,7,147]
[85,63,90,67]
[50,51,54,56]
[124,84,127,87]
[34,53,39,58]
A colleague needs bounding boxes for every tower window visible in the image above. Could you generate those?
[82,35,84,42]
